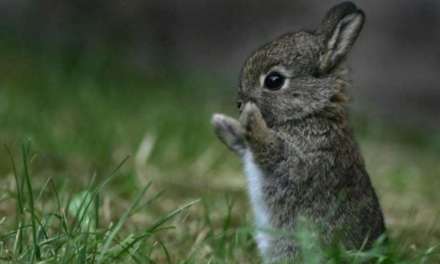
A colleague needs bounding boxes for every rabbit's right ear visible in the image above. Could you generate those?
[317,2,365,74]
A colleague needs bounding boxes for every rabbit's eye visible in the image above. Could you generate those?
[264,71,285,90]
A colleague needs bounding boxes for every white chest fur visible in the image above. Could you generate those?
[243,150,272,257]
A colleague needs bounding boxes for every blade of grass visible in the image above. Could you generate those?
[21,142,41,261]
[49,179,71,236]
[156,240,172,264]
[12,222,23,260]
[72,156,130,233]
[71,172,97,233]
[4,145,24,256]
[4,145,23,215]
[146,199,200,234]
[35,177,52,202]
[111,199,199,261]
[132,189,165,215]
[96,181,152,263]
[94,192,100,230]
[77,226,90,264]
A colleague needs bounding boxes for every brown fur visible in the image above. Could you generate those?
[212,2,385,262]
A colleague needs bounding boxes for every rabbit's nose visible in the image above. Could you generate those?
[237,100,243,111]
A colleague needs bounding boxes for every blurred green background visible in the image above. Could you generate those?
[0,0,439,262]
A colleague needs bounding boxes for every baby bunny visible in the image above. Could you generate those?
[212,1,385,262]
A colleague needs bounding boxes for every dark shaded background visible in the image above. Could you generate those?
[2,0,439,126]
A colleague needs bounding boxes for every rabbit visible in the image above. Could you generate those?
[211,1,386,263]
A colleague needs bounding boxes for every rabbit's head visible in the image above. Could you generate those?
[238,2,365,127]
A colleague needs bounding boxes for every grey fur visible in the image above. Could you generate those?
[212,2,385,262]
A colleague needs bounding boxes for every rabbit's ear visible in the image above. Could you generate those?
[318,2,365,73]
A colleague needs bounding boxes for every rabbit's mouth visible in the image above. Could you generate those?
[238,99,257,114]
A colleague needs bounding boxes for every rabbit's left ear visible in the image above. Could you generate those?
[318,2,365,74]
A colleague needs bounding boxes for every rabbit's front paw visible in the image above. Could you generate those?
[239,102,270,144]
[212,113,247,156]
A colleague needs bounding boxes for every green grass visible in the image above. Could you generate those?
[0,47,439,263]
[1,142,199,263]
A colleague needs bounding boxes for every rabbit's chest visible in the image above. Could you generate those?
[243,149,272,256]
